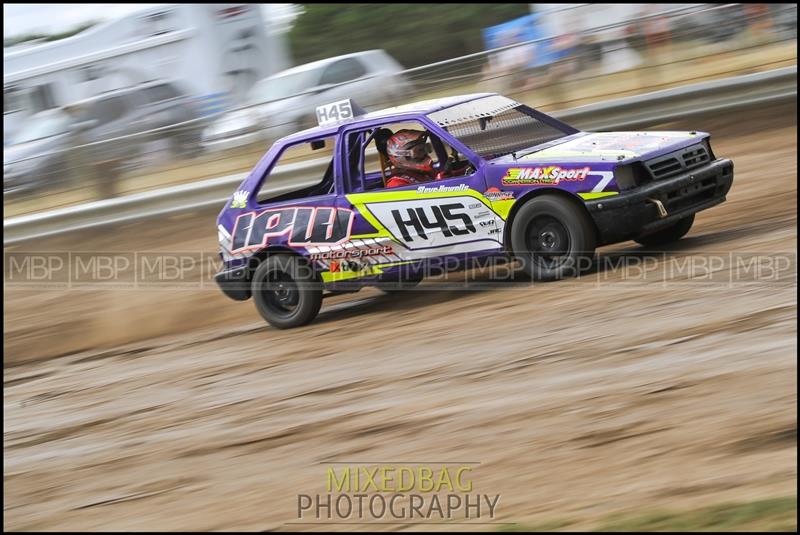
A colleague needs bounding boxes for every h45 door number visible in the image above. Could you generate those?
[364,196,504,250]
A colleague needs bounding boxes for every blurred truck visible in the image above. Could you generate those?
[4,4,289,146]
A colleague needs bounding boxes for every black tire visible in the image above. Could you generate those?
[251,255,323,329]
[634,214,694,247]
[510,195,596,281]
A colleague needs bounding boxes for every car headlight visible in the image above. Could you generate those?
[613,162,651,190]
[702,138,715,160]
[203,116,259,142]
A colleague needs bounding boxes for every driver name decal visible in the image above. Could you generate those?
[416,184,470,194]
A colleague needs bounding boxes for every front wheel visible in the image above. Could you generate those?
[634,214,694,247]
[510,196,596,281]
[252,256,322,329]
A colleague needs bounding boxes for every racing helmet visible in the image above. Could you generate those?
[386,130,434,173]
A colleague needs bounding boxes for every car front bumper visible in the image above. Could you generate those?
[585,158,734,245]
[214,264,251,301]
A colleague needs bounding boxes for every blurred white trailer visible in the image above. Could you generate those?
[3,4,291,143]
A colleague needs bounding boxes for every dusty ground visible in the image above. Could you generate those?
[3,104,797,530]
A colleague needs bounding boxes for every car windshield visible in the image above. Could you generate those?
[13,112,71,144]
[248,69,321,104]
[426,95,573,159]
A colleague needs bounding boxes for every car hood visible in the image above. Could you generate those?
[493,131,709,165]
[203,108,260,138]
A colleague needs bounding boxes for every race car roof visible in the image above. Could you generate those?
[282,93,499,142]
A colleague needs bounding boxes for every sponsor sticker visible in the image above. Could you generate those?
[502,166,590,186]
[231,206,354,252]
[309,244,394,262]
[483,187,515,201]
[328,260,370,273]
[231,190,249,208]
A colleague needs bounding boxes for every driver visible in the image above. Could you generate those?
[385,129,438,188]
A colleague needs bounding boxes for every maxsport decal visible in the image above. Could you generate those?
[502,166,591,186]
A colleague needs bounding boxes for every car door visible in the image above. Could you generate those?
[81,96,126,162]
[125,91,155,135]
[106,95,138,160]
[339,120,504,267]
[142,83,192,132]
[227,135,349,259]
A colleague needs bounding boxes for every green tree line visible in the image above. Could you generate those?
[4,21,98,49]
[288,4,530,69]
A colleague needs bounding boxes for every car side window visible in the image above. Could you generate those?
[319,58,367,86]
[347,120,449,193]
[143,83,181,103]
[91,96,128,123]
[85,101,106,123]
[256,135,338,204]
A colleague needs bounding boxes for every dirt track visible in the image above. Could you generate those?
[3,104,797,530]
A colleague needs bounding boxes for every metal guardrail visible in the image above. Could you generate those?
[3,66,796,246]
[556,65,798,131]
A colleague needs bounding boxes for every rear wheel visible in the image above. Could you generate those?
[511,196,596,281]
[634,214,694,247]
[252,256,322,329]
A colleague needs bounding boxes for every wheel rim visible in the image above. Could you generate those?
[260,269,300,318]
[525,215,571,269]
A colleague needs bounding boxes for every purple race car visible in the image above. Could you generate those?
[215,94,734,328]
